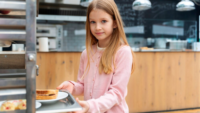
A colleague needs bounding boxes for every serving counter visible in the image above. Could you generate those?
[36,51,200,112]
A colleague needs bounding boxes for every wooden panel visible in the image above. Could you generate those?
[36,52,200,112]
[0,54,25,69]
[36,52,83,100]
[126,52,200,112]
[36,53,81,89]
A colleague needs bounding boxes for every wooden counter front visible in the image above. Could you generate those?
[36,52,200,112]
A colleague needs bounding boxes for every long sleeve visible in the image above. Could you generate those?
[87,46,133,113]
[70,50,86,96]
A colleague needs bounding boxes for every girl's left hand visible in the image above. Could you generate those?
[71,98,89,113]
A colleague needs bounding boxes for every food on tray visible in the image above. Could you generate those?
[0,100,26,111]
[140,47,154,50]
[36,89,59,100]
[10,100,21,110]
[140,47,148,50]
[0,101,16,111]
[17,100,26,110]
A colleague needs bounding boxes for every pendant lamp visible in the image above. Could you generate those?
[176,0,195,11]
[80,0,93,7]
[132,0,152,11]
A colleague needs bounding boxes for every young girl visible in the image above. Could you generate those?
[57,0,135,112]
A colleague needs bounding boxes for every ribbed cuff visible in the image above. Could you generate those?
[67,81,75,94]
[68,81,75,86]
[87,99,95,113]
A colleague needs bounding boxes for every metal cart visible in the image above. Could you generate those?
[0,0,37,112]
[0,0,82,112]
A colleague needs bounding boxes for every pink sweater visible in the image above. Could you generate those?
[70,44,132,113]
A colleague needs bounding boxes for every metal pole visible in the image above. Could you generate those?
[26,0,37,112]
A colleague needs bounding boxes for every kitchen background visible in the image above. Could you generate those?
[2,0,198,52]
[36,0,198,52]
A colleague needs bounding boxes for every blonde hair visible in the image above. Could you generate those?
[83,0,136,78]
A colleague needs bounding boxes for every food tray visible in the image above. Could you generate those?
[36,90,82,113]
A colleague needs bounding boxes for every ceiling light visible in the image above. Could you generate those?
[176,0,195,11]
[132,0,152,11]
[80,0,93,7]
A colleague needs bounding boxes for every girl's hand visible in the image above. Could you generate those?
[56,81,74,94]
[72,98,89,113]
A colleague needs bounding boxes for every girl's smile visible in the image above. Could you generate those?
[96,32,104,35]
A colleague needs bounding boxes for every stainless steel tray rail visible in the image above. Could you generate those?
[0,69,26,77]
[0,1,26,11]
[0,0,36,113]
[0,89,26,101]
[0,30,26,41]
[0,110,26,113]
[0,1,26,41]
[0,73,26,77]
[0,18,26,26]
[0,77,26,88]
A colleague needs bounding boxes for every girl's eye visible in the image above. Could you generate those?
[102,20,107,23]
[90,21,95,24]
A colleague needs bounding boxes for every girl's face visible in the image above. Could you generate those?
[89,9,117,47]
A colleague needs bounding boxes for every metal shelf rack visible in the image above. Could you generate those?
[0,0,37,113]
